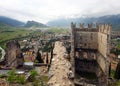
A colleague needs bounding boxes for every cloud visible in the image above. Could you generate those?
[0,0,120,23]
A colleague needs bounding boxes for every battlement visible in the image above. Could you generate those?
[97,24,111,34]
[71,22,112,34]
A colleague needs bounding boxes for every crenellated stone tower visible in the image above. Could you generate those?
[71,22,111,86]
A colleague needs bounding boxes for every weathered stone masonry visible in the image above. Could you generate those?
[71,23,111,86]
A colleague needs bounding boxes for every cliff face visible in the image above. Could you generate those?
[5,40,23,68]
[48,41,74,86]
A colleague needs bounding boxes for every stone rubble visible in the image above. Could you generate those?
[48,41,74,86]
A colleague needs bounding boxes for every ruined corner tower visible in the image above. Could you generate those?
[71,22,111,86]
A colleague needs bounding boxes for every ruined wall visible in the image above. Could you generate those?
[75,51,97,60]
[72,23,98,50]
[96,53,106,73]
[5,40,23,68]
[97,24,111,73]
[97,24,111,58]
[75,31,98,49]
[48,41,73,86]
[98,33,107,57]
[75,59,99,73]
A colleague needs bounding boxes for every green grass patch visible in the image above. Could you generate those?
[40,76,48,82]
[7,69,16,83]
[16,75,26,84]
[47,28,69,34]
[0,28,33,49]
[110,70,115,78]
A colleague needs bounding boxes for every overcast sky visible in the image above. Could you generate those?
[0,0,120,24]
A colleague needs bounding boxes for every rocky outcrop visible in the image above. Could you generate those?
[48,41,74,86]
[4,40,24,68]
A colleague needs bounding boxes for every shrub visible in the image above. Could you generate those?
[29,69,38,81]
[32,78,45,86]
[30,69,38,77]
[7,69,16,83]
[114,61,120,79]
[7,69,26,84]
[16,75,26,84]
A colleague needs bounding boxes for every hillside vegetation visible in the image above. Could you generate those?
[47,28,69,34]
[0,16,24,27]
[25,21,47,28]
[0,24,33,48]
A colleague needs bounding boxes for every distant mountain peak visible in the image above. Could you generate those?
[25,20,47,28]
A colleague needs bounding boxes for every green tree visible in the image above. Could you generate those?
[114,61,120,79]
[36,50,43,63]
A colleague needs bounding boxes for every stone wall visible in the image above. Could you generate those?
[75,32,98,49]
[48,41,74,86]
[97,24,111,58]
[98,33,107,58]
[5,40,23,68]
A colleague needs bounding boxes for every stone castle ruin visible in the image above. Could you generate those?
[71,23,111,86]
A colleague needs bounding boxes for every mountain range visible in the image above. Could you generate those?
[0,16,47,28]
[47,14,120,30]
[0,16,25,27]
[0,14,120,30]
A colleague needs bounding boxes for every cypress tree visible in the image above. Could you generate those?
[36,50,43,63]
[109,62,111,76]
[114,60,120,79]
